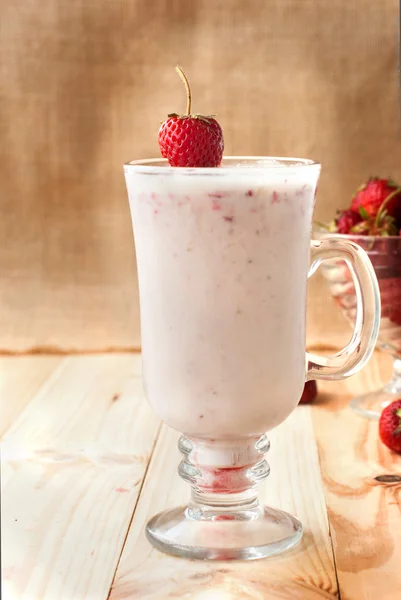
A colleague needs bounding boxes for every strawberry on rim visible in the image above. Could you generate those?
[158,66,224,168]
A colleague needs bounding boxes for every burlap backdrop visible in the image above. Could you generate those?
[1,0,400,352]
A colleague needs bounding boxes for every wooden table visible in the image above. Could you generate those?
[2,351,401,600]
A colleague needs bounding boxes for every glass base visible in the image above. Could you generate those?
[350,357,401,420]
[145,434,303,561]
[350,387,398,420]
[146,504,302,561]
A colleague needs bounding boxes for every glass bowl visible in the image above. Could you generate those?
[315,233,401,419]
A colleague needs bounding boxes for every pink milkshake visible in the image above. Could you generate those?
[126,158,318,438]
[124,156,379,560]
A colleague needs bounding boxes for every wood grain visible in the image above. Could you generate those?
[1,0,400,350]
[0,355,62,437]
[3,352,400,599]
[1,354,161,600]
[109,408,338,599]
[313,351,401,600]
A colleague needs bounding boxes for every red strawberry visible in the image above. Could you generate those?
[159,116,223,168]
[351,177,401,225]
[389,308,401,327]
[299,380,318,404]
[335,209,363,234]
[158,67,224,168]
[379,399,401,453]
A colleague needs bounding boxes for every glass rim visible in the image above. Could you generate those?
[314,231,401,241]
[124,156,321,174]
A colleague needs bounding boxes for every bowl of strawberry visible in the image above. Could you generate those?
[316,177,401,420]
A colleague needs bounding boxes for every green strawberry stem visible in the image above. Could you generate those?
[175,65,191,116]
[313,220,330,231]
[374,186,401,228]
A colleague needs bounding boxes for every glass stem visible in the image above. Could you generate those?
[383,357,401,394]
[178,434,270,520]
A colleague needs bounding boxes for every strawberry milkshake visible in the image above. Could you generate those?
[123,67,379,561]
[125,158,319,439]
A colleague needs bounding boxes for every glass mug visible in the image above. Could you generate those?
[316,232,401,420]
[124,157,380,561]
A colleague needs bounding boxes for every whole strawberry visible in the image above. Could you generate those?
[335,209,363,234]
[379,399,401,453]
[299,380,318,404]
[158,66,224,168]
[351,177,401,226]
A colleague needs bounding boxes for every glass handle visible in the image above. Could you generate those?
[306,238,380,380]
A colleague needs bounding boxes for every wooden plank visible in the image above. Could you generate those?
[4,351,397,599]
[313,350,401,600]
[109,407,338,599]
[0,355,63,438]
[1,355,160,600]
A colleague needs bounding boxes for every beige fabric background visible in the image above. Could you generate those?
[1,0,400,352]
